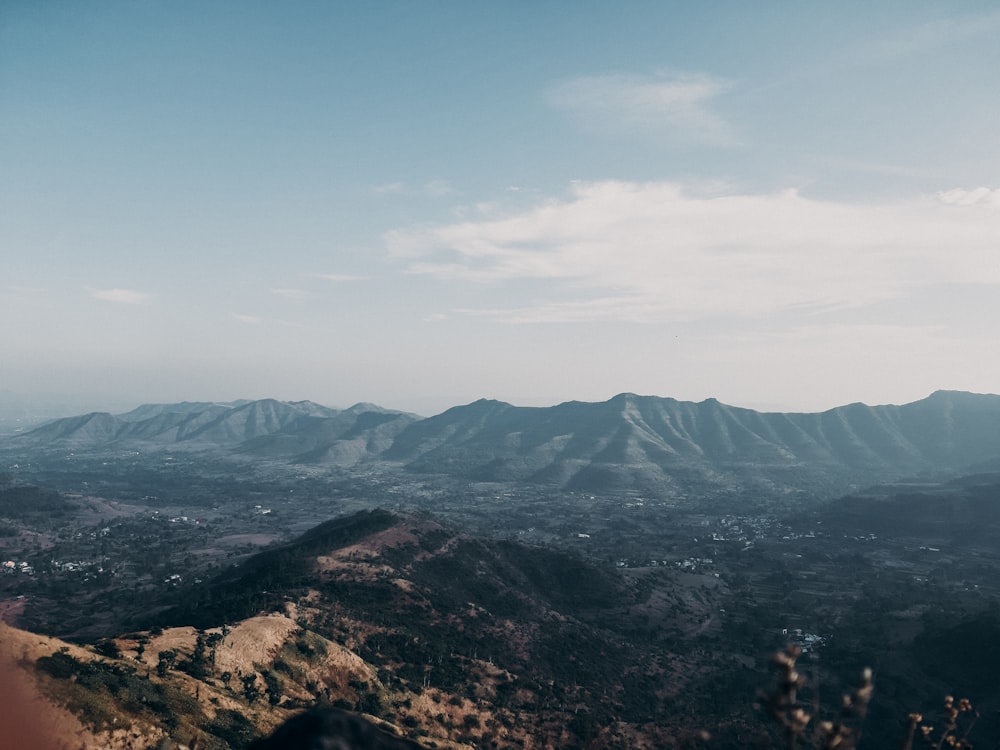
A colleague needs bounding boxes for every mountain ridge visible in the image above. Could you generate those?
[8,390,1000,501]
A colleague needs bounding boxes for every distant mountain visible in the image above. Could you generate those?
[24,411,122,444]
[0,390,137,433]
[239,402,420,466]
[14,399,413,454]
[115,400,251,422]
[8,390,1000,500]
[386,390,1000,496]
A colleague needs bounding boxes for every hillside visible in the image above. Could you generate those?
[15,399,396,449]
[151,509,727,746]
[8,488,1000,748]
[386,390,1000,494]
[817,471,1000,543]
[6,510,743,749]
[9,390,1000,501]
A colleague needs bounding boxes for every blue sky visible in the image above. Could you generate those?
[2,1,999,415]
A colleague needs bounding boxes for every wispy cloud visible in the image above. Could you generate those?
[232,313,262,324]
[547,72,735,146]
[311,273,369,282]
[422,179,453,197]
[371,180,454,197]
[762,10,1000,94]
[387,181,1000,324]
[270,288,312,301]
[88,287,151,304]
[816,155,931,179]
[372,182,404,195]
[936,187,1000,207]
[864,10,1000,63]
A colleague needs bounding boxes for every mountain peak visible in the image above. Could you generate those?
[454,398,513,413]
[610,392,640,401]
[925,389,997,401]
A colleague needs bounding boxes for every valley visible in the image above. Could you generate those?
[2,392,1000,748]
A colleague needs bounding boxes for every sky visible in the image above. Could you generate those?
[2,1,999,416]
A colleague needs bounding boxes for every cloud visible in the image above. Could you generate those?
[817,156,930,179]
[270,288,312,301]
[372,182,404,195]
[936,187,1000,207]
[865,11,1000,63]
[312,273,369,282]
[371,180,454,197]
[547,72,734,146]
[453,296,658,324]
[88,287,151,304]
[422,179,453,197]
[386,181,1000,324]
[231,313,262,324]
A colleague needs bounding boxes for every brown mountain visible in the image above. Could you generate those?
[9,510,740,748]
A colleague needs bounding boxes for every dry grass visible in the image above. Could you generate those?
[0,621,172,750]
[761,645,872,750]
[900,695,978,750]
[212,614,300,677]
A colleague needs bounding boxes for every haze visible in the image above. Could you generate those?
[2,2,999,416]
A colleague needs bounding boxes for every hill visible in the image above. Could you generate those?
[8,510,742,749]
[8,485,1000,747]
[386,390,1000,494]
[9,390,1000,501]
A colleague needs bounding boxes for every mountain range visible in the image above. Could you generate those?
[8,390,1000,500]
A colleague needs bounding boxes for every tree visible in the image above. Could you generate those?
[206,631,223,668]
[156,649,177,677]
[94,639,120,659]
[264,671,283,706]
[186,631,208,678]
[243,673,261,704]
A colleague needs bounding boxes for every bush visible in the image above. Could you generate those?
[205,708,259,747]
[34,651,200,734]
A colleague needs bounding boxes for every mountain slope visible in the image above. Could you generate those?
[147,509,716,748]
[13,399,413,456]
[10,391,1000,500]
[0,509,728,749]
[385,390,1000,495]
[241,404,420,466]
